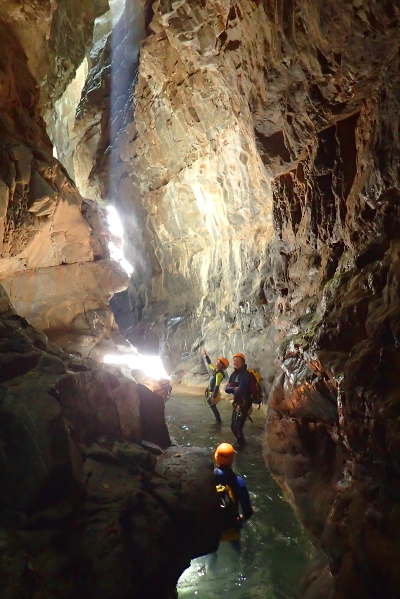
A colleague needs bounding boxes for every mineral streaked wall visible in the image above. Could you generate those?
[0,0,108,109]
[30,1,400,592]
[0,2,128,353]
[73,0,278,378]
[77,1,400,596]
[0,3,225,596]
[264,52,400,598]
[72,0,148,201]
[45,58,89,179]
[0,0,399,596]
[103,0,399,382]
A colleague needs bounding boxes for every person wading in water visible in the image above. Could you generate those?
[225,352,251,449]
[202,350,229,425]
[213,442,253,553]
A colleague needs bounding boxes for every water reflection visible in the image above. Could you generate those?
[166,393,315,599]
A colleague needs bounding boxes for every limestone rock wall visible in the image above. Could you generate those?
[73,0,279,380]
[0,1,129,353]
[0,0,108,109]
[71,0,148,201]
[21,1,400,594]
[127,0,400,387]
[0,4,224,596]
[45,58,89,180]
[73,1,400,596]
[264,54,400,598]
[73,1,399,378]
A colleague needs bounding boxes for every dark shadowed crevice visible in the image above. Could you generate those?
[336,112,359,200]
[256,129,291,163]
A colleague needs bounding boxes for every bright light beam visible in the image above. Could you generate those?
[106,204,134,276]
[104,3,169,384]
[103,352,170,380]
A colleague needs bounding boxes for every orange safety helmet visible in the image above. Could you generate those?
[217,356,229,369]
[233,352,246,361]
[214,442,236,466]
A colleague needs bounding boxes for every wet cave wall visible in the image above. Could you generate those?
[0,2,221,598]
[0,0,130,355]
[69,1,400,597]
[1,0,400,598]
[68,0,278,381]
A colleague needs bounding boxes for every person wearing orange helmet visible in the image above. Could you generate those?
[225,352,251,448]
[213,443,253,548]
[202,349,229,424]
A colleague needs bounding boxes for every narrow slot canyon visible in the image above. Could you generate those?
[0,1,400,598]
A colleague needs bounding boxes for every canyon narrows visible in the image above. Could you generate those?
[1,1,400,598]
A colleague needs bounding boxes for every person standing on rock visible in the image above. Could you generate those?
[225,352,251,449]
[202,349,229,425]
[213,442,253,551]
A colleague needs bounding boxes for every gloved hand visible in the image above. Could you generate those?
[225,384,234,394]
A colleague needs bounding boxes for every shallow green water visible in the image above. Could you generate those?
[165,393,315,599]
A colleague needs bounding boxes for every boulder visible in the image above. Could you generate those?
[0,285,218,598]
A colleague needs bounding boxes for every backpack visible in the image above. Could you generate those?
[216,482,239,530]
[247,369,263,406]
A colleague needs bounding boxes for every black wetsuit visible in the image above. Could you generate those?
[225,365,251,446]
[214,466,253,521]
[213,465,253,553]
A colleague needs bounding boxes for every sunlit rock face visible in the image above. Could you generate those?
[0,1,128,353]
[45,58,89,179]
[73,0,277,382]
[126,0,400,384]
[70,0,149,201]
[75,0,400,596]
[0,285,220,598]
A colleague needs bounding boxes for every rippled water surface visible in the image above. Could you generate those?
[165,392,315,599]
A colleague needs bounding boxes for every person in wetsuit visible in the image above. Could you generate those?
[214,442,253,550]
[225,352,251,449]
[202,350,229,424]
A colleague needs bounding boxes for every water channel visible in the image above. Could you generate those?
[165,391,315,599]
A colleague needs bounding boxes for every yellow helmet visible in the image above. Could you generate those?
[214,443,236,466]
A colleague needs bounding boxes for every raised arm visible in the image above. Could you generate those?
[202,349,214,371]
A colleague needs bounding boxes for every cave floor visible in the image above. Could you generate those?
[166,392,316,599]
